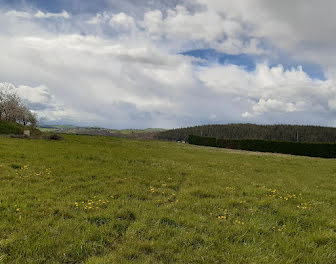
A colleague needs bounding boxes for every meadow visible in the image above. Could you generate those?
[0,135,335,263]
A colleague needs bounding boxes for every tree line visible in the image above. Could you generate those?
[188,135,336,158]
[0,87,37,127]
[157,124,336,143]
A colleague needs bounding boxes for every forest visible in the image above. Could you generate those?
[157,124,336,143]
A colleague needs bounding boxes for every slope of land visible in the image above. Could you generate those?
[0,135,335,263]
[158,123,336,143]
[0,120,41,136]
[0,120,25,135]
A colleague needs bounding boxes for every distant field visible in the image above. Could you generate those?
[37,125,76,132]
[0,135,335,263]
[38,125,165,135]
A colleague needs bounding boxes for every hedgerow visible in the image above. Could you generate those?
[188,135,336,158]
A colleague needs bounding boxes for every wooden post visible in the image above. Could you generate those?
[296,131,299,142]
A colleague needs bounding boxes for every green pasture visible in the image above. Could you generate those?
[0,135,335,263]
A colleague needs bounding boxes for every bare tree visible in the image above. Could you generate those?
[0,85,37,127]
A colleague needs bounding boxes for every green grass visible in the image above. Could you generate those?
[0,121,26,135]
[0,135,335,263]
[0,121,41,135]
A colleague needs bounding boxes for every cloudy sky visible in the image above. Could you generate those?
[1,0,336,129]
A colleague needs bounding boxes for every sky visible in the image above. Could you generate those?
[1,0,336,129]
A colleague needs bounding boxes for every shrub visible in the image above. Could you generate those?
[188,135,216,147]
[48,134,63,141]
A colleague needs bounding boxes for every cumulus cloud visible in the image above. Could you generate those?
[0,82,65,121]
[109,13,135,29]
[198,63,336,119]
[0,28,203,127]
[87,4,265,55]
[142,5,265,54]
[2,1,336,128]
[0,82,106,125]
[0,82,51,106]
[194,0,336,70]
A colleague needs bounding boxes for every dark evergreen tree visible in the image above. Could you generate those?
[157,124,336,143]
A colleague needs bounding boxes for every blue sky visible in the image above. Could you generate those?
[1,0,336,128]
[0,0,107,13]
[0,0,182,16]
[183,49,326,80]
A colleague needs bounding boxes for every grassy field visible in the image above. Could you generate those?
[0,135,335,263]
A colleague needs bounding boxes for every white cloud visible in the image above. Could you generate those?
[143,10,164,38]
[2,2,336,128]
[0,29,203,127]
[86,12,110,25]
[5,10,31,19]
[109,12,135,30]
[88,6,267,55]
[5,10,71,20]
[34,10,71,19]
[193,0,336,70]
[15,85,53,105]
[86,12,136,30]
[198,63,336,119]
[0,82,56,111]
[242,112,252,118]
[0,82,102,124]
[142,5,265,54]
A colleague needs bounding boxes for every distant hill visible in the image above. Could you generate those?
[0,120,41,135]
[38,125,166,139]
[157,124,336,143]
